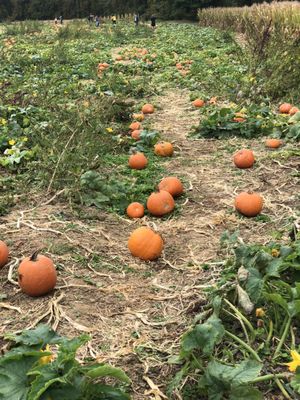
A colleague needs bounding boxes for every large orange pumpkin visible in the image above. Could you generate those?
[192,99,205,108]
[128,227,163,261]
[279,103,292,114]
[142,104,154,114]
[233,149,255,169]
[235,192,263,217]
[147,190,175,216]
[129,121,141,131]
[265,139,282,149]
[126,202,144,218]
[0,241,9,268]
[18,251,57,297]
[129,152,148,169]
[289,106,299,115]
[131,130,141,140]
[154,141,174,157]
[158,177,184,197]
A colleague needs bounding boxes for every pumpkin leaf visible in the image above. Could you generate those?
[0,356,36,400]
[4,324,62,349]
[229,385,263,399]
[181,314,225,357]
[84,364,131,383]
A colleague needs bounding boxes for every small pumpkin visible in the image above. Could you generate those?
[265,139,282,149]
[0,240,9,268]
[102,62,109,68]
[289,106,299,115]
[235,192,263,217]
[126,202,144,218]
[129,152,148,169]
[233,117,246,123]
[18,251,57,297]
[176,63,183,70]
[131,130,141,140]
[129,121,141,131]
[279,103,292,114]
[158,177,184,197]
[192,99,205,108]
[142,104,154,114]
[132,113,145,121]
[128,227,163,261]
[233,149,255,169]
[115,55,123,61]
[147,190,175,216]
[154,141,174,157]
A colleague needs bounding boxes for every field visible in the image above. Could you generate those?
[0,11,300,400]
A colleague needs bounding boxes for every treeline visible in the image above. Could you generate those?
[0,0,272,21]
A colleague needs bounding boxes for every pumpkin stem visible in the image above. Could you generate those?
[30,249,42,262]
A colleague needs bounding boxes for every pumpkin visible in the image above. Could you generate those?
[132,113,145,121]
[233,117,246,123]
[192,99,205,108]
[233,149,255,169]
[176,63,183,70]
[129,121,141,131]
[126,202,144,218]
[154,141,174,157]
[115,55,123,61]
[98,65,106,71]
[158,177,184,197]
[18,251,57,297]
[128,152,148,169]
[235,192,263,217]
[147,190,175,216]
[128,227,163,261]
[0,240,9,268]
[131,130,141,140]
[279,103,292,114]
[102,62,109,68]
[289,106,299,115]
[142,104,154,114]
[265,139,282,149]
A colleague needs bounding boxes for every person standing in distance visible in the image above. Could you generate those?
[150,15,156,29]
[134,14,139,27]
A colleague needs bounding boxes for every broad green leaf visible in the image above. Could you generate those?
[229,385,263,399]
[264,293,288,312]
[288,300,300,317]
[0,357,36,400]
[181,314,225,357]
[84,364,131,383]
[5,324,61,349]
[84,383,131,399]
[245,268,263,303]
[291,371,300,394]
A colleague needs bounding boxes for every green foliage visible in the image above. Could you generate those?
[169,233,300,398]
[0,325,131,400]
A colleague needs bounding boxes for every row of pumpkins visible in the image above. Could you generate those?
[127,100,294,262]
[0,101,291,298]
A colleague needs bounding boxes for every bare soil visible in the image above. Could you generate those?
[1,89,299,399]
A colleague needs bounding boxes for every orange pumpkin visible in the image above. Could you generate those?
[289,106,299,115]
[233,149,255,169]
[131,130,141,140]
[18,251,57,297]
[176,63,183,70]
[233,117,246,123]
[128,152,148,169]
[0,241,9,268]
[129,121,141,131]
[154,141,174,157]
[115,55,123,61]
[142,104,154,114]
[279,103,292,114]
[102,62,109,68]
[158,177,184,197]
[126,202,144,218]
[147,190,175,216]
[265,139,282,149]
[132,113,145,121]
[128,227,163,260]
[192,99,205,108]
[235,192,263,217]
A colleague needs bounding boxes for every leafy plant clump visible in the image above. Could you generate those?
[190,105,300,140]
[0,324,131,400]
[169,230,300,399]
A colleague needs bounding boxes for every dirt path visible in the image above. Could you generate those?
[1,89,299,399]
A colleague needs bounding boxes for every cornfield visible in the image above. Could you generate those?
[198,2,300,100]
